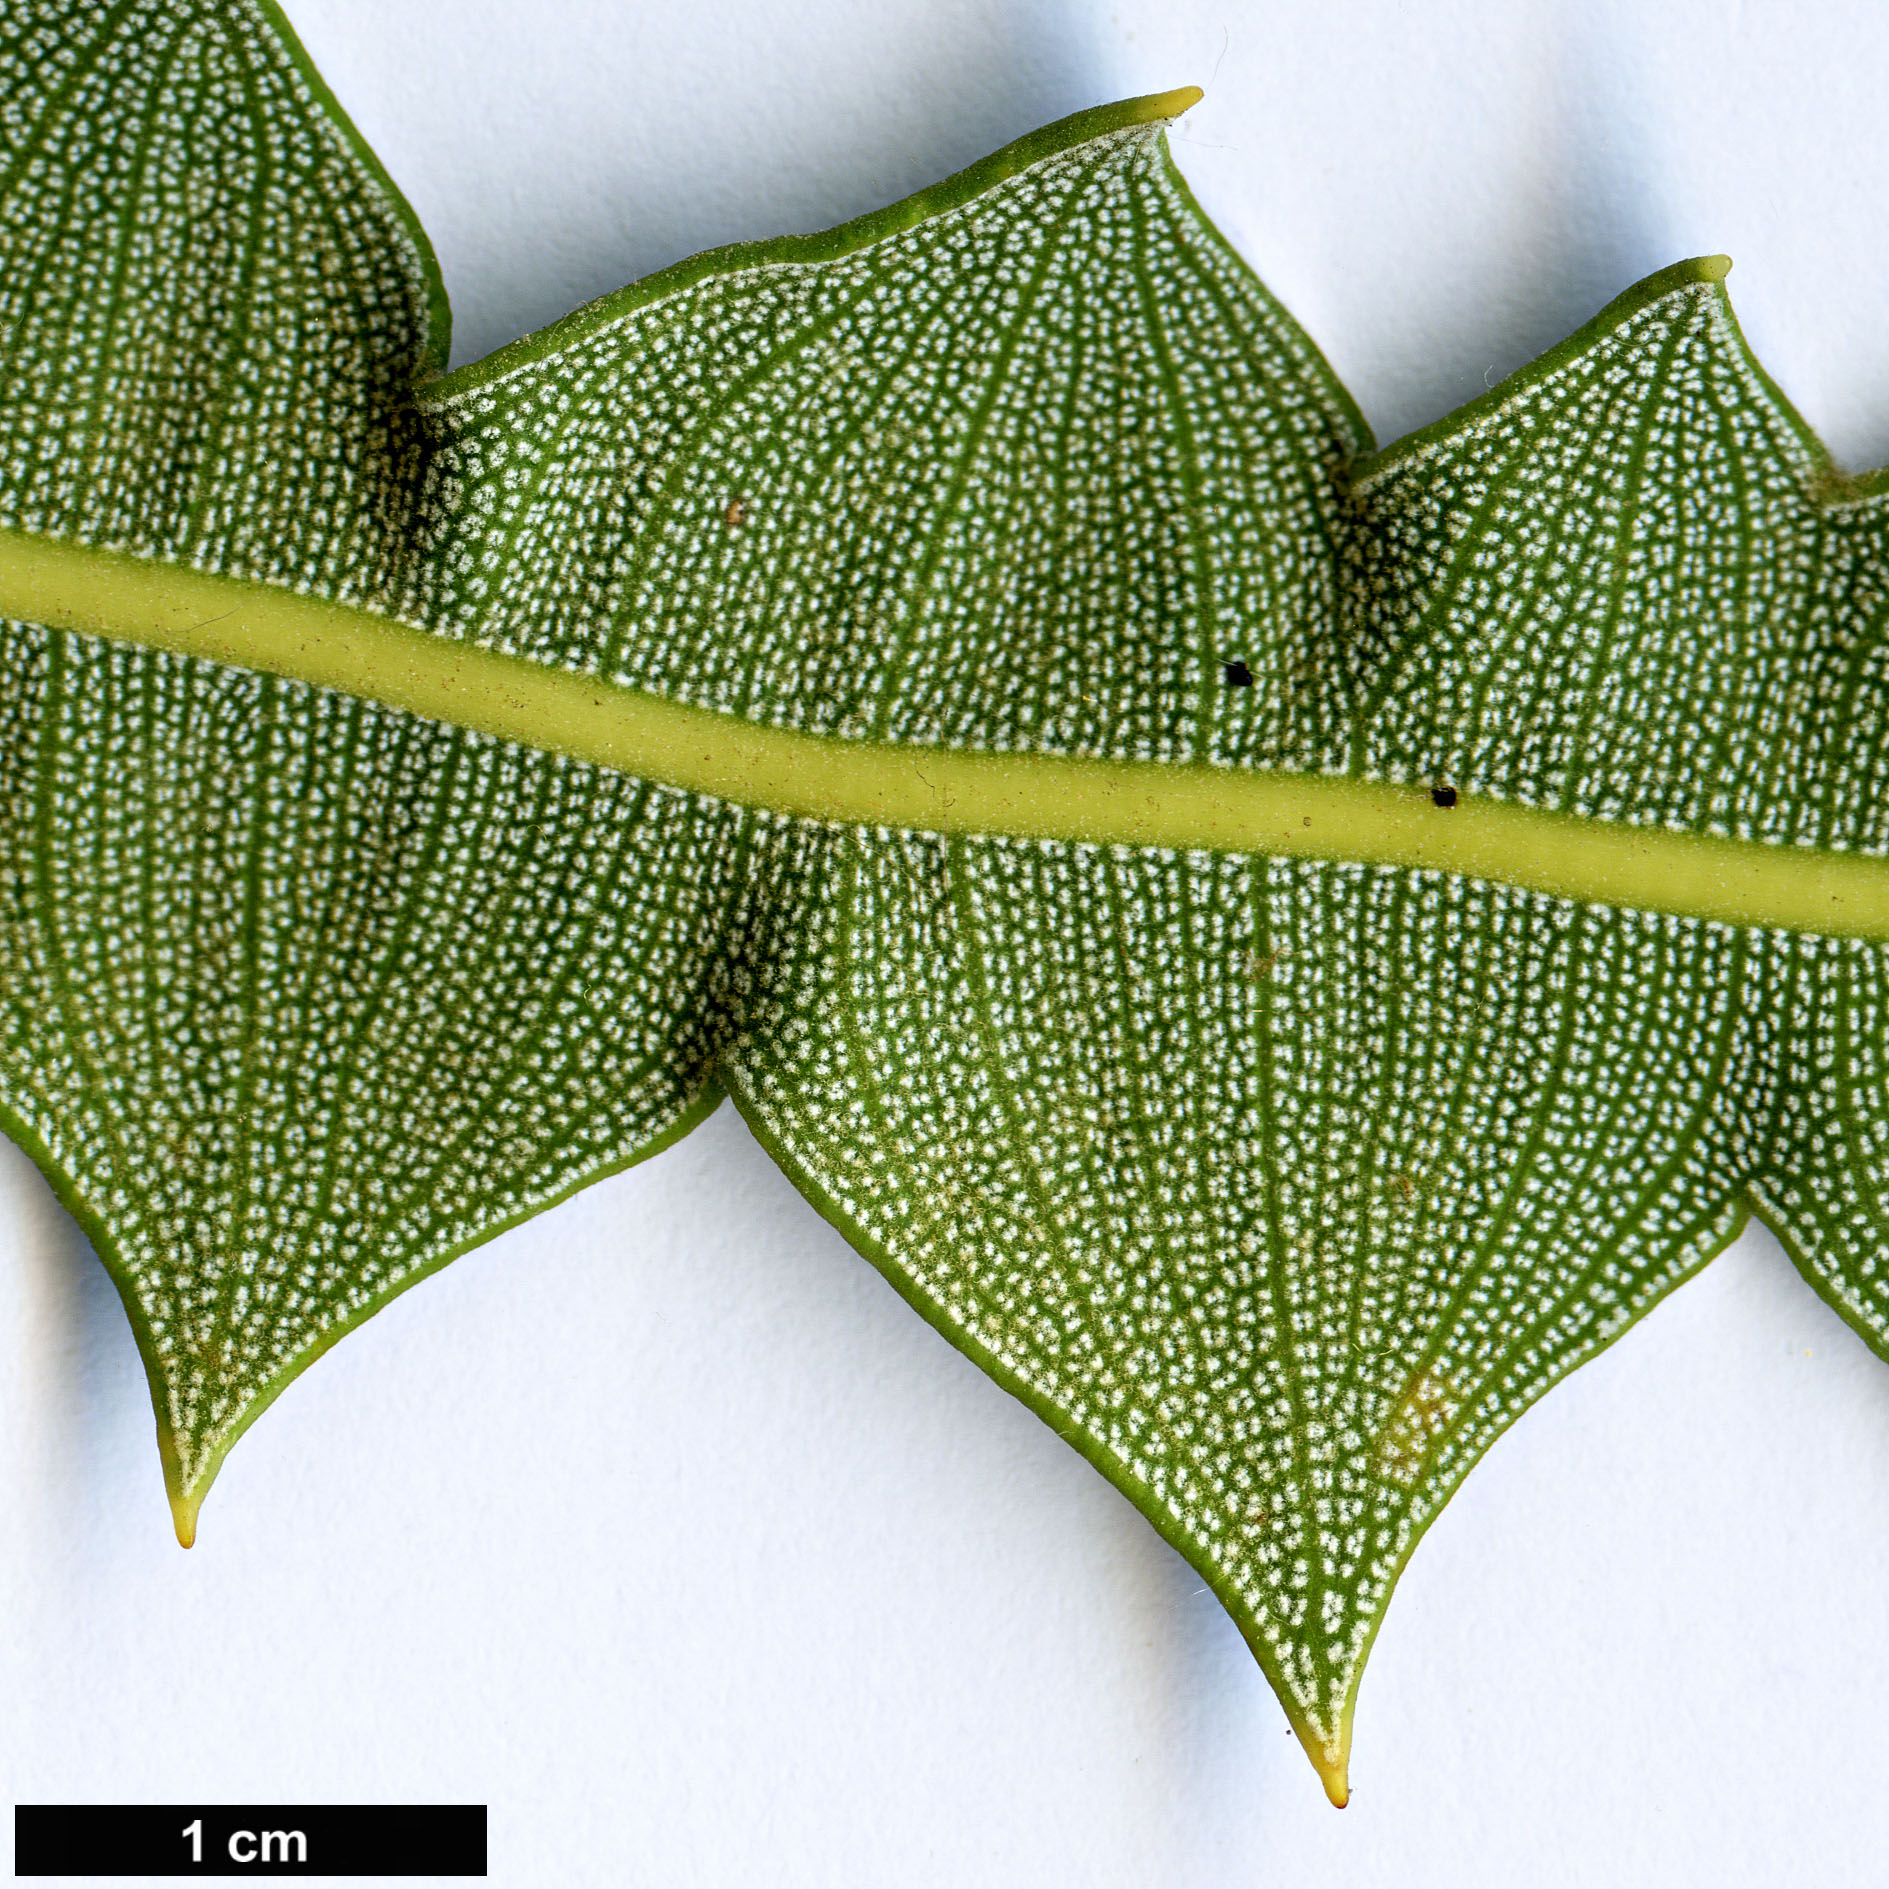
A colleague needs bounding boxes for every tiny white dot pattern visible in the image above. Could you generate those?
[0,0,1884,1775]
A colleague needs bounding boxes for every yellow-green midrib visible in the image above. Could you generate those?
[2,525,1884,940]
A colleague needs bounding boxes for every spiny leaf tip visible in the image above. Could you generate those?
[1303,1721,1352,1808]
[168,1486,201,1550]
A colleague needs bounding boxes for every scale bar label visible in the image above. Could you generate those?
[14,1806,487,1877]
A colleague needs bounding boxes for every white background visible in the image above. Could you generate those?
[6,0,1889,1882]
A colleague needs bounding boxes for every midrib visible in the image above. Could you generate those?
[4,524,1886,941]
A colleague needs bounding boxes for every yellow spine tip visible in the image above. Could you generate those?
[168,1489,201,1549]
[1299,1719,1352,1807]
[1158,86,1205,117]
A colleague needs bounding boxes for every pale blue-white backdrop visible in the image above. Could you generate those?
[4,1,1888,1882]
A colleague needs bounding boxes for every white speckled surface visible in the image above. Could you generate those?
[5,1,1889,1880]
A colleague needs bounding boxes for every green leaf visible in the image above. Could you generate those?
[4,0,1889,1805]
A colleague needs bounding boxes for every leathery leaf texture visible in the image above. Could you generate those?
[3,0,1889,1805]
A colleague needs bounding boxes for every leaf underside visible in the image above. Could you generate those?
[5,0,1889,1803]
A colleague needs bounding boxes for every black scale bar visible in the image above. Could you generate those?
[14,1806,486,1877]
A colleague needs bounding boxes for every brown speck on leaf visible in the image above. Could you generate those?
[1246,946,1286,979]
[724,497,748,528]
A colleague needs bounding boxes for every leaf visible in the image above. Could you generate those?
[3,0,1888,1806]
